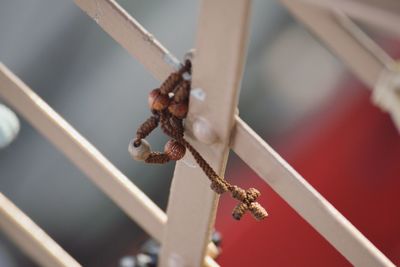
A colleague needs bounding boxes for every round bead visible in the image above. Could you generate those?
[168,101,188,119]
[173,81,190,102]
[128,139,151,161]
[164,139,186,160]
[148,89,170,111]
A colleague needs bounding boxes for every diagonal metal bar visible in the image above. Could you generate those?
[281,1,400,132]
[0,63,166,244]
[0,61,218,267]
[0,193,81,267]
[74,0,180,81]
[231,117,395,267]
[297,0,400,36]
[281,0,394,89]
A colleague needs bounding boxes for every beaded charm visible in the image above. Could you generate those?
[130,60,268,221]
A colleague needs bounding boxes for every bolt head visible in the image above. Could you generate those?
[192,117,218,144]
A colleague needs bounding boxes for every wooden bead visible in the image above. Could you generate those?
[164,139,186,160]
[128,139,151,161]
[173,81,190,102]
[148,89,170,111]
[168,101,188,119]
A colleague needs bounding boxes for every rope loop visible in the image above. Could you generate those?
[131,59,268,220]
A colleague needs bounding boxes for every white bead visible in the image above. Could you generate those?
[128,139,151,161]
[0,104,20,149]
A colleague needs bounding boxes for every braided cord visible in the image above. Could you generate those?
[132,60,267,220]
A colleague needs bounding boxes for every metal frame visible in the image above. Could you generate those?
[281,0,400,131]
[297,0,400,36]
[0,193,81,267]
[159,1,251,265]
[0,0,398,266]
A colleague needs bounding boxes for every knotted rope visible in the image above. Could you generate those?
[131,60,267,221]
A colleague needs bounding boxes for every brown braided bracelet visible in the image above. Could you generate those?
[129,60,268,221]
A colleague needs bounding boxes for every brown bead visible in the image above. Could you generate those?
[168,101,188,118]
[164,139,186,160]
[148,89,170,111]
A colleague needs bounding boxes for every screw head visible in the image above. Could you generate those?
[192,117,218,144]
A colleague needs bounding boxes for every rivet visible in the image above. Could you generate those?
[192,117,218,144]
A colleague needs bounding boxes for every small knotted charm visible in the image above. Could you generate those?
[231,187,268,221]
[130,60,268,221]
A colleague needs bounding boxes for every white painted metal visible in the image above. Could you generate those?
[0,193,81,267]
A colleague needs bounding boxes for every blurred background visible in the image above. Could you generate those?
[0,0,399,266]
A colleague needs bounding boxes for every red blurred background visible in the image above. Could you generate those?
[216,79,400,266]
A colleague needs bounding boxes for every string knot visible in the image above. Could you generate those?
[231,187,267,221]
[245,188,260,202]
[231,185,246,201]
[210,179,229,194]
[131,59,268,221]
